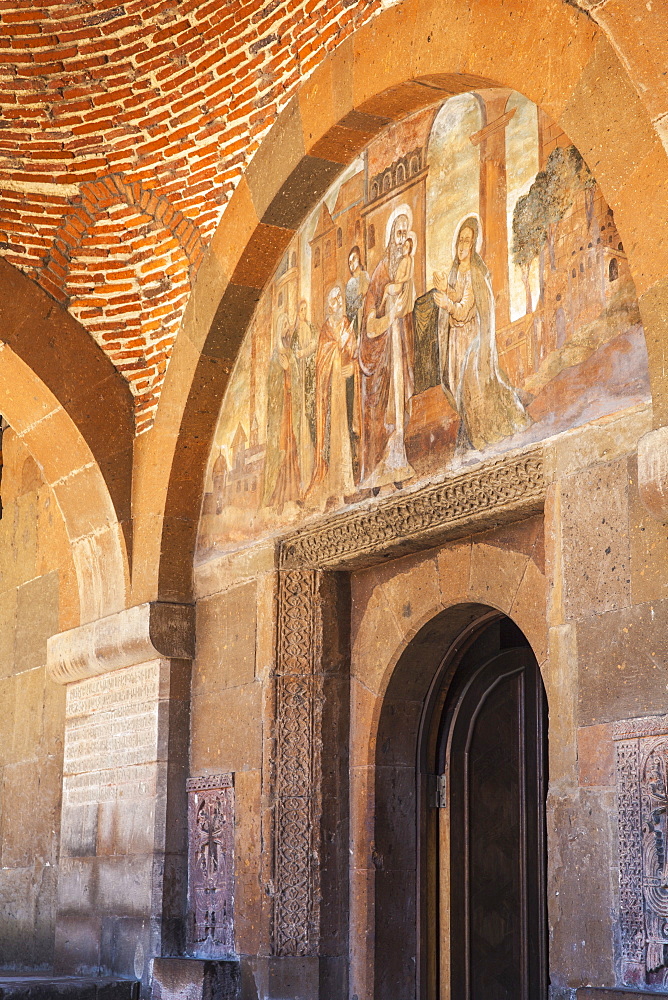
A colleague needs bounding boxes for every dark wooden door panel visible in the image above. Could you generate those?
[446,648,546,1000]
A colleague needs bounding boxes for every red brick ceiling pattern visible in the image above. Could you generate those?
[0,0,379,432]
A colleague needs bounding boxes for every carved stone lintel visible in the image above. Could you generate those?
[280,449,545,571]
[47,601,195,684]
[272,569,322,958]
[614,718,668,988]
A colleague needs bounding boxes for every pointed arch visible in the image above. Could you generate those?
[143,0,668,604]
[0,261,132,622]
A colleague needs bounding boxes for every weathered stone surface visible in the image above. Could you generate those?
[0,977,139,999]
[151,958,240,1000]
[577,600,668,725]
[577,991,668,998]
[15,573,58,673]
[190,682,263,773]
[194,583,256,694]
[47,603,195,685]
[628,453,668,605]
[637,425,668,523]
[578,723,615,787]
[560,459,631,620]
[548,790,617,989]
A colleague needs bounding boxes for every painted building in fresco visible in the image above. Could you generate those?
[197,90,646,558]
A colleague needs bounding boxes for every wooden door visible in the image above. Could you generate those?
[441,647,547,1000]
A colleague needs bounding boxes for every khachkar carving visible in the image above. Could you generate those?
[614,716,668,988]
[273,569,322,957]
[280,449,545,570]
[187,773,235,958]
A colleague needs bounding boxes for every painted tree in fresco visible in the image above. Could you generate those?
[512,187,545,316]
[512,145,594,315]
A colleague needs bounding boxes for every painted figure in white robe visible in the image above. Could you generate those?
[359,211,416,490]
[434,215,530,451]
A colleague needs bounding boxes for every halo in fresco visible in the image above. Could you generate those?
[197,89,648,559]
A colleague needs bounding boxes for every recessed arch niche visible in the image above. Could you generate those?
[196,86,648,563]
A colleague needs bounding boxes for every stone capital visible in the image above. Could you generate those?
[47,601,195,684]
[638,426,668,522]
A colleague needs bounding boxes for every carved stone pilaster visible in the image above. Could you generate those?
[272,569,323,957]
[614,716,668,988]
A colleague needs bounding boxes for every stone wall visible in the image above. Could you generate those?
[186,399,668,998]
[0,428,78,968]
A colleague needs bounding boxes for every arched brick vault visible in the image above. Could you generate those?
[43,175,206,304]
[144,0,668,605]
[0,271,131,622]
[40,175,207,432]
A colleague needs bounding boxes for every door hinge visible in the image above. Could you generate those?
[429,773,447,808]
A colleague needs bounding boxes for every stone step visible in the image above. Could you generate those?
[0,977,139,1000]
[578,990,668,999]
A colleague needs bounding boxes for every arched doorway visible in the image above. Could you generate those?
[424,614,548,999]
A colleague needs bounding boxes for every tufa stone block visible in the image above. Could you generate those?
[151,958,240,1000]
[638,426,668,523]
[0,977,139,999]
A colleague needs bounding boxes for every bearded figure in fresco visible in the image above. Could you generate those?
[433,215,530,451]
[290,299,317,488]
[346,245,370,334]
[263,312,302,511]
[306,284,357,508]
[359,211,416,490]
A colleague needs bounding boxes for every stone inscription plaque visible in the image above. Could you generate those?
[187,773,235,958]
[614,715,668,989]
[63,660,161,806]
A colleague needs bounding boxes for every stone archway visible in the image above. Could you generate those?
[0,259,134,565]
[141,0,668,609]
[0,337,129,626]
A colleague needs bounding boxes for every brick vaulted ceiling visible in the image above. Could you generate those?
[0,0,378,433]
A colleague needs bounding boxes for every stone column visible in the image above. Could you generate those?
[47,602,194,995]
[471,91,514,330]
[270,569,350,1000]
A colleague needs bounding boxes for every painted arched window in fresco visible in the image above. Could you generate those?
[197,89,648,556]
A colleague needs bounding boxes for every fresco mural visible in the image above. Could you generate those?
[197,89,649,558]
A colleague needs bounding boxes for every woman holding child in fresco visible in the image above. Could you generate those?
[433,215,529,451]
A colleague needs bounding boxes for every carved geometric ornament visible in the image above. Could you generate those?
[279,449,545,571]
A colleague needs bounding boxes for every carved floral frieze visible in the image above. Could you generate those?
[280,449,545,571]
